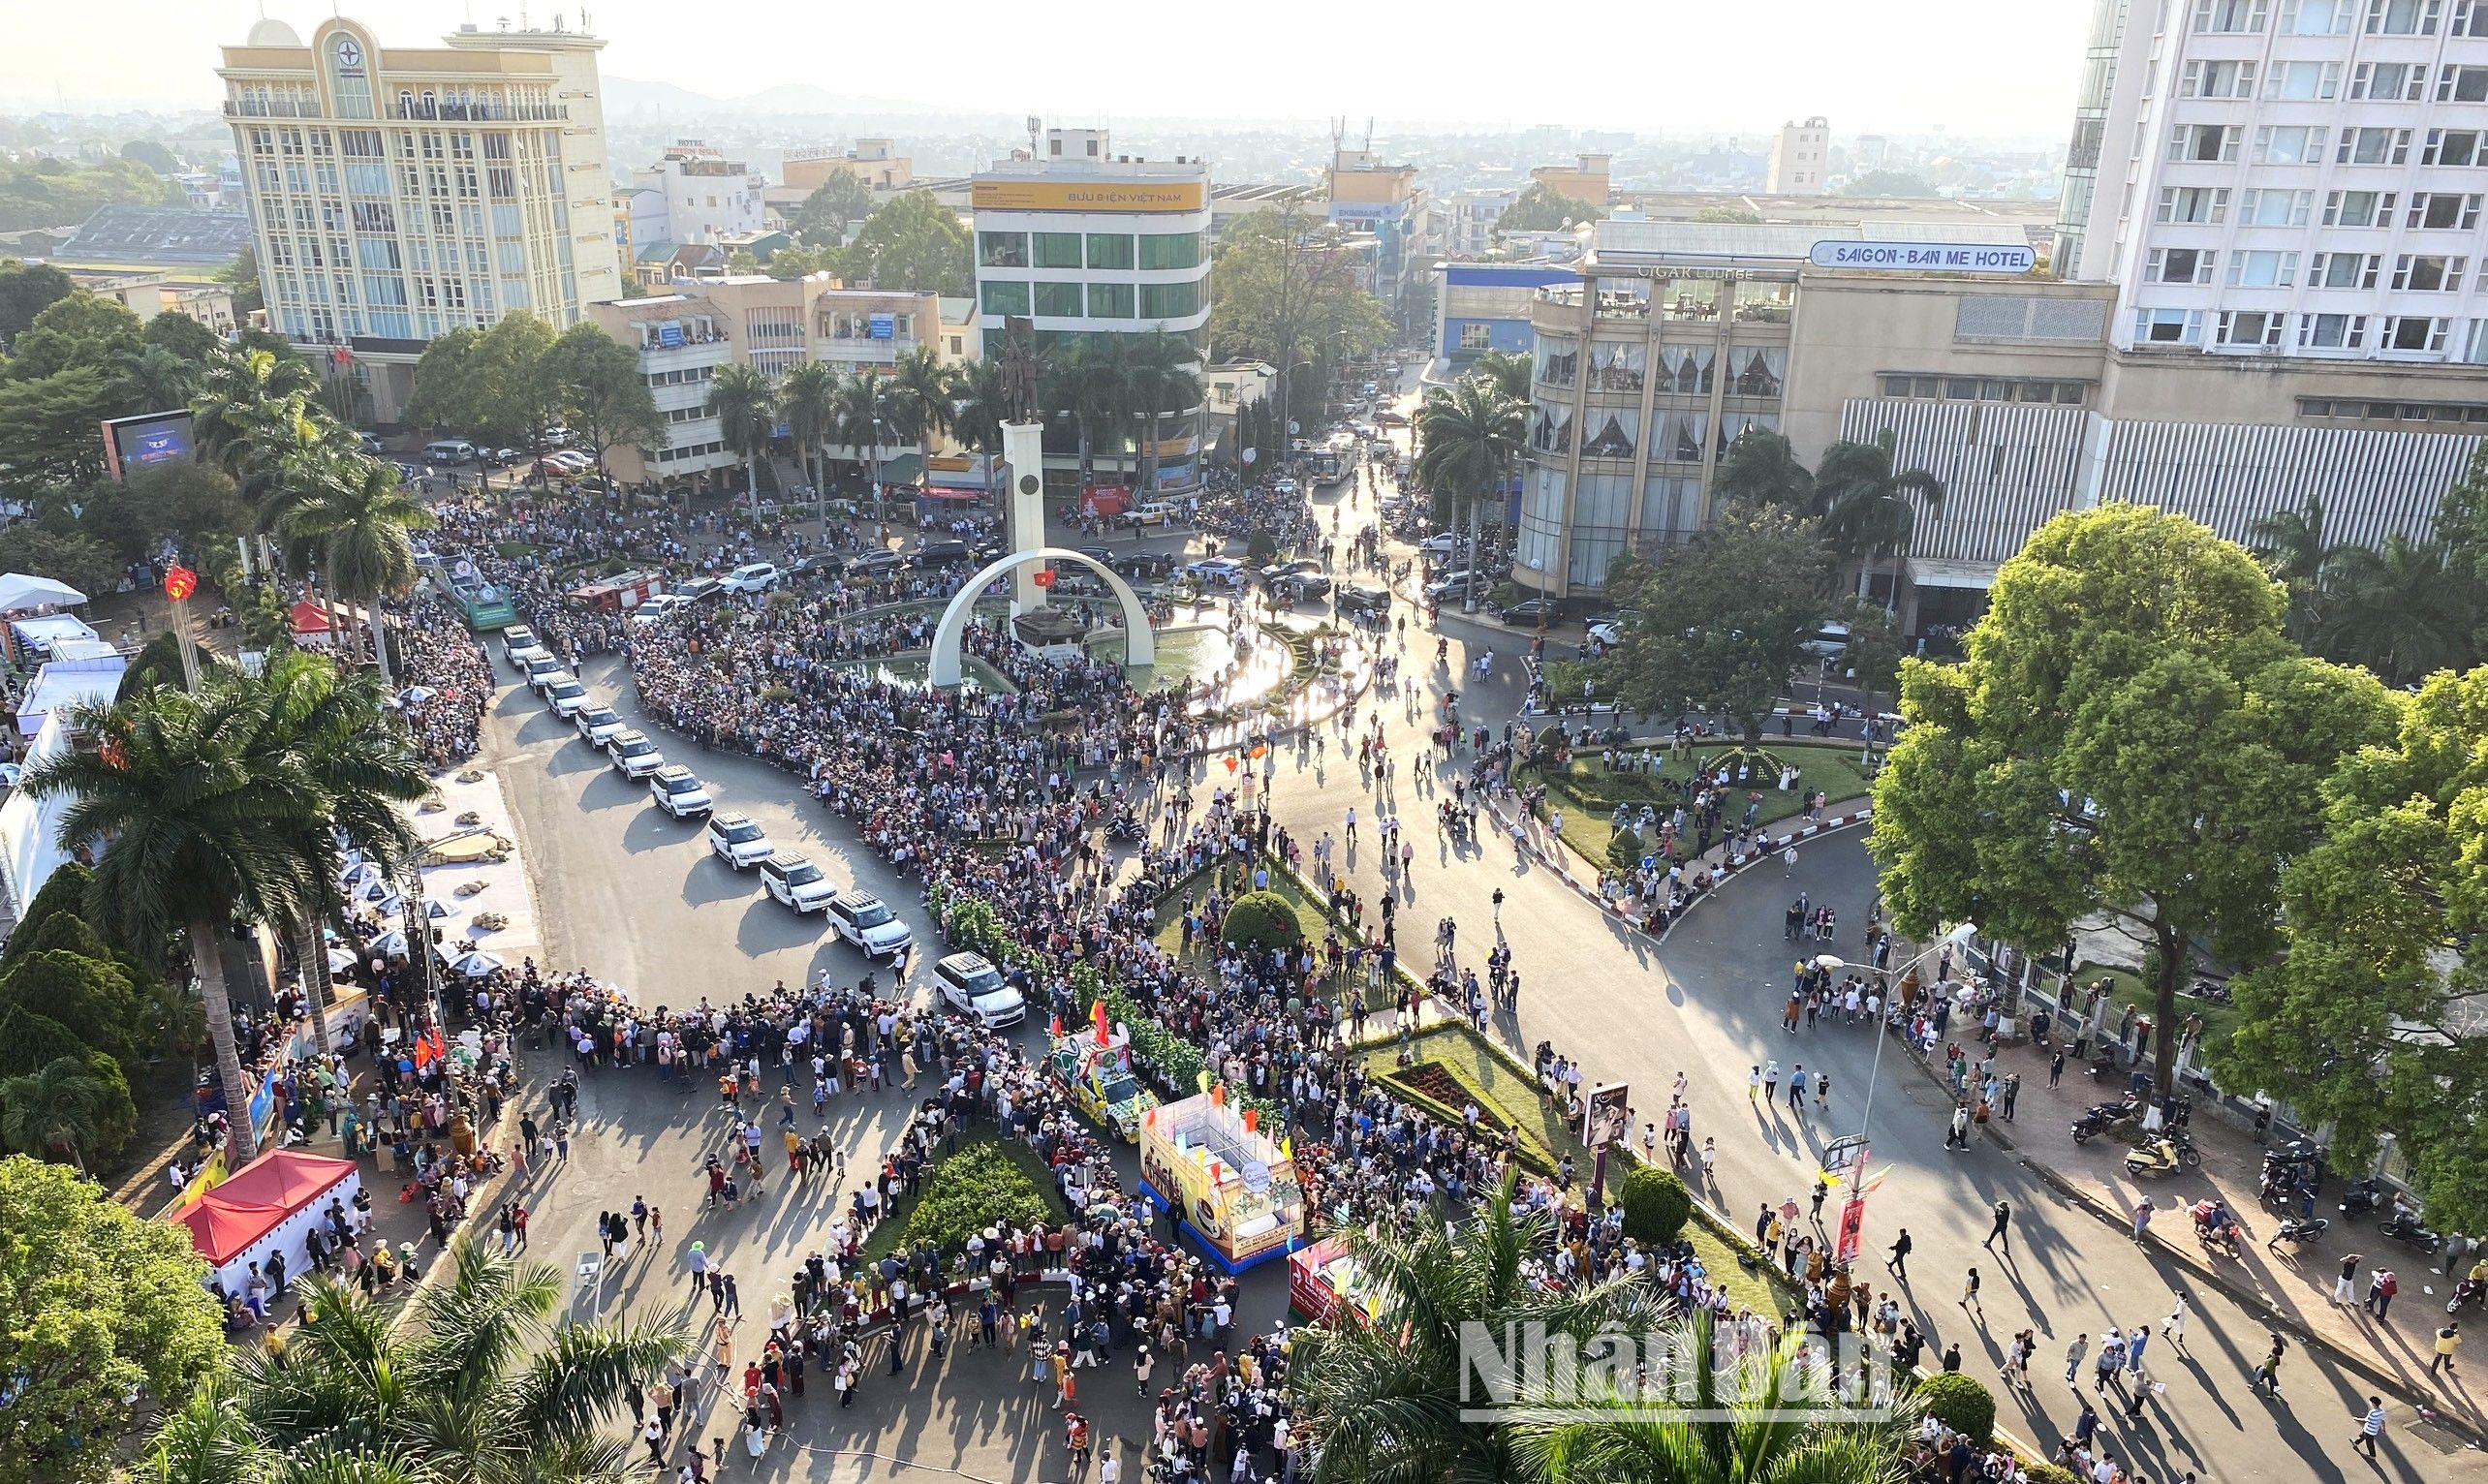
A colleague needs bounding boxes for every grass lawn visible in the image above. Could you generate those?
[1528,741,1877,871]
[2065,960,2240,1057]
[859,1132,1070,1264]
[1354,1023,1794,1316]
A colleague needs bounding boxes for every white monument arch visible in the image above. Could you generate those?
[925,544,1156,687]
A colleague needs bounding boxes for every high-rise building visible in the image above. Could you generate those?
[218,15,621,420]
[972,127,1212,494]
[1766,118,1831,195]
[2054,0,2130,276]
[2066,0,2488,361]
[1326,146,1429,330]
[631,140,766,247]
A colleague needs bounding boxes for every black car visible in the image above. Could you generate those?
[849,549,905,577]
[913,539,972,569]
[1499,598,1565,626]
[792,553,846,578]
[1335,580,1391,613]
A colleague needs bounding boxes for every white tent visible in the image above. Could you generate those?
[0,573,87,614]
[450,950,502,978]
[368,930,408,960]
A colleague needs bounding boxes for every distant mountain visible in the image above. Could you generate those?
[602,76,952,119]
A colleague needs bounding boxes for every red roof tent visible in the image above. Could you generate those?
[171,1149,356,1265]
[289,601,333,634]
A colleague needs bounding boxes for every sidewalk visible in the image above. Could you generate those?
[1973,1023,2483,1427]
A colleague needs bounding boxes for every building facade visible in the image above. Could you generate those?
[630,140,765,246]
[217,15,621,420]
[1431,258,1582,375]
[972,128,1212,493]
[1532,155,1614,205]
[1326,147,1430,331]
[782,139,914,196]
[1767,118,1832,195]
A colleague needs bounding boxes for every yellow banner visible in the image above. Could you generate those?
[973,179,1206,214]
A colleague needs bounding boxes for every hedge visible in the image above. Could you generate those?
[1914,1372,1996,1448]
[900,1141,1054,1254]
[1619,1166,1693,1246]
[1220,891,1301,951]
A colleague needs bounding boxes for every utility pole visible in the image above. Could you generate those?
[163,564,203,691]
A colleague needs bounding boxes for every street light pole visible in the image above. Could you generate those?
[1811,921,1976,1262]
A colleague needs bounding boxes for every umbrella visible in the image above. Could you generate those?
[396,685,438,705]
[369,930,409,959]
[373,893,405,917]
[0,572,87,613]
[451,950,503,979]
[327,946,360,974]
[425,900,452,919]
[358,878,392,904]
[341,861,386,893]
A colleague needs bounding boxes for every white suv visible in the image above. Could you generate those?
[825,891,912,958]
[721,562,781,595]
[647,764,712,819]
[543,674,590,718]
[706,813,774,869]
[606,728,666,778]
[502,625,548,666]
[759,853,837,913]
[933,951,1025,1028]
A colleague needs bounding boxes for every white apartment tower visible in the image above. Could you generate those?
[632,140,766,246]
[1767,118,1830,195]
[2072,0,2488,362]
[219,15,621,419]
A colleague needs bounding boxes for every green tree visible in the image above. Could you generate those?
[0,257,74,343]
[1413,376,1527,608]
[1603,507,1838,743]
[403,325,482,434]
[0,154,184,232]
[0,1155,225,1484]
[465,312,557,449]
[1208,199,1389,425]
[141,309,222,368]
[1870,505,2403,1103]
[1470,348,1533,403]
[1617,1164,1692,1244]
[1691,204,1764,224]
[778,360,842,515]
[835,189,971,295]
[2312,534,2474,684]
[2250,494,2332,644]
[0,1052,134,1171]
[0,946,142,1067]
[0,366,118,493]
[2216,665,2488,1229]
[831,367,891,500]
[119,140,182,174]
[215,246,264,318]
[791,170,874,244]
[887,343,955,453]
[81,461,248,564]
[281,458,434,687]
[141,1236,684,1484]
[1043,338,1124,487]
[1812,429,1944,601]
[540,322,665,479]
[1123,329,1201,497]
[0,522,117,598]
[7,290,143,382]
[1713,428,1815,514]
[949,357,1010,501]
[705,363,779,517]
[1497,180,1606,234]
[1912,1374,1997,1449]
[26,678,327,1165]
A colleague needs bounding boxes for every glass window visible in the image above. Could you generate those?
[1086,233,1135,270]
[1033,281,1084,317]
[1139,280,1198,319]
[978,232,1028,268]
[1136,232,1201,270]
[1086,282,1135,319]
[1033,232,1084,268]
[980,280,1030,316]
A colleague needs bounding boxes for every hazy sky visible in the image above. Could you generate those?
[4,1,2091,139]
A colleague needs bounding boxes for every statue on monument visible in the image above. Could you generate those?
[1000,314,1043,424]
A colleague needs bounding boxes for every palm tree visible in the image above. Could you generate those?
[1714,428,1817,515]
[141,1236,685,1484]
[24,679,326,1166]
[778,361,841,524]
[1471,348,1534,404]
[283,459,435,689]
[1414,377,1527,607]
[1288,1176,1664,1484]
[831,369,890,510]
[2315,535,2475,683]
[950,357,1010,504]
[888,345,955,456]
[1124,329,1203,500]
[1811,429,1944,603]
[1041,342,1108,492]
[1515,1311,1916,1484]
[192,347,324,479]
[258,651,427,1059]
[0,1054,116,1172]
[2251,495,2331,643]
[705,363,779,518]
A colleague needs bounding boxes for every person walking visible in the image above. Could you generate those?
[2125,1321,2150,1377]
[1960,1265,1981,1318]
[2352,1396,2387,1461]
[2253,1332,2287,1397]
[2434,1321,2461,1377]
[2063,1333,2089,1385]
[2161,1291,2192,1351]
[2130,1195,2156,1246]
[1984,1200,2011,1254]
[2334,1252,2363,1307]
[2369,1268,2399,1320]
[1886,1229,1913,1282]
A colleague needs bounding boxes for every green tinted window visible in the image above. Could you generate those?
[980,280,1030,316]
[1086,232,1135,269]
[978,232,1027,268]
[1139,280,1199,319]
[1033,232,1084,268]
[1033,281,1084,317]
[1137,232,1201,270]
[1086,282,1135,319]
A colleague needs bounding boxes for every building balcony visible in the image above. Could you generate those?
[225,99,322,118]
[385,101,570,123]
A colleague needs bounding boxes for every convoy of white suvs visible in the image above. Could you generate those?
[495,625,990,998]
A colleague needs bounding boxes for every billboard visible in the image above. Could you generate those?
[100,410,197,482]
[1808,240,2036,275]
[972,178,1206,213]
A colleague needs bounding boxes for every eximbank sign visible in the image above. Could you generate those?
[972,180,1208,213]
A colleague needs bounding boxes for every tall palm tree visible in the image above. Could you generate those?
[705,363,779,519]
[1414,377,1527,607]
[1288,1176,1664,1484]
[2251,495,2331,643]
[258,651,427,1059]
[25,679,326,1166]
[192,347,324,480]
[1471,348,1534,404]
[1123,329,1203,500]
[2315,535,2474,683]
[1714,428,1817,515]
[778,361,841,523]
[888,344,955,456]
[142,1236,685,1484]
[1811,429,1944,603]
[1041,341,1110,492]
[1515,1311,1916,1484]
[283,459,434,689]
[950,357,1010,504]
[831,369,890,509]
[1,1054,116,1172]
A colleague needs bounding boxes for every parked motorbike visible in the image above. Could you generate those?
[2185,975,2235,1005]
[2126,1130,2201,1177]
[2382,1209,2445,1254]
[2340,1177,2386,1219]
[2070,1098,2141,1144]
[2267,1214,2328,1250]
[2449,1277,2485,1314]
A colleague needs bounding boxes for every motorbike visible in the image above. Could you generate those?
[2192,1200,2245,1258]
[2382,1209,2445,1254]
[2340,1177,2386,1219]
[2069,1098,2141,1144]
[2185,975,2235,1005]
[2449,1277,2486,1314]
[2267,1214,2328,1249]
[2125,1130,2201,1177]
[1105,814,1144,844]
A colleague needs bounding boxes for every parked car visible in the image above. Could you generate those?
[1416,534,1459,554]
[720,562,781,595]
[1335,579,1391,614]
[421,439,478,464]
[1259,559,1319,586]
[1185,557,1247,587]
[631,593,694,626]
[1279,572,1332,601]
[1798,621,1851,660]
[933,951,1025,1028]
[1423,572,1480,602]
[759,852,837,913]
[647,764,713,819]
[825,891,913,958]
[606,728,666,779]
[1499,598,1561,627]
[705,812,774,869]
[913,540,971,569]
[679,575,725,603]
[849,549,904,577]
[1587,621,1625,648]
